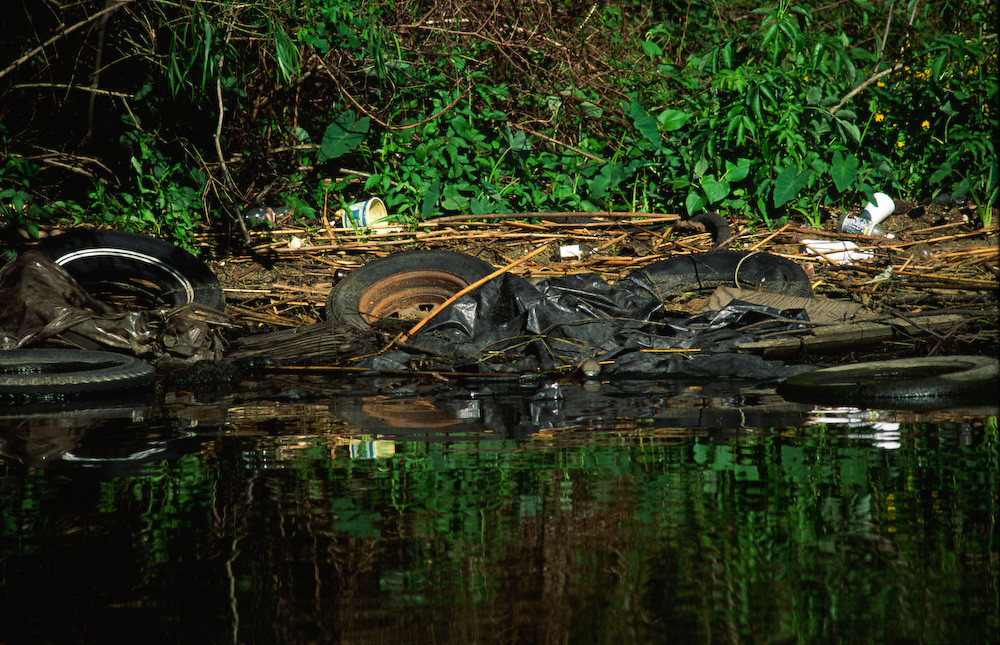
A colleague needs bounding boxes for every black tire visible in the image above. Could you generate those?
[627,250,814,299]
[34,229,225,310]
[776,355,999,409]
[0,349,155,398]
[326,250,496,328]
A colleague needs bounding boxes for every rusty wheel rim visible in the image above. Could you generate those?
[356,269,470,324]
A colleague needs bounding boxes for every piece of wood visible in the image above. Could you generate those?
[737,313,966,358]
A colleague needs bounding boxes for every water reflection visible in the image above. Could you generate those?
[1,376,997,643]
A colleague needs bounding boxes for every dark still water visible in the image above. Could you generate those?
[1,376,997,644]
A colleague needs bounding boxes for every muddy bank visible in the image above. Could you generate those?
[2,202,996,383]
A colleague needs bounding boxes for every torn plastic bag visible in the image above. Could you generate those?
[366,268,812,380]
[0,251,229,363]
[0,250,154,353]
[406,272,661,371]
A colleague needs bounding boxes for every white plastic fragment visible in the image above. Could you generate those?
[801,239,873,265]
[560,244,584,259]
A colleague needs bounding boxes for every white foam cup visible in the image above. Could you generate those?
[338,197,389,229]
[862,192,895,225]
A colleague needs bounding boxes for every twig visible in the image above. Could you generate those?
[510,123,606,162]
[12,82,130,98]
[213,20,249,245]
[0,0,136,82]
[394,244,551,345]
[876,1,894,65]
[748,223,789,251]
[86,0,116,141]
[829,63,903,114]
[316,55,468,131]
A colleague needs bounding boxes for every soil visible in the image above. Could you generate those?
[206,204,998,357]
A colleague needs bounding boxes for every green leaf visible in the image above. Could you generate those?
[724,159,751,183]
[720,42,734,68]
[773,165,810,208]
[318,111,370,163]
[932,52,948,81]
[504,125,531,153]
[642,40,663,59]
[421,178,441,218]
[441,184,469,211]
[701,175,730,204]
[580,101,603,119]
[685,191,707,215]
[628,100,661,148]
[273,23,299,82]
[951,177,972,201]
[658,109,689,132]
[830,151,858,192]
[929,161,953,186]
[590,163,621,198]
[693,157,709,180]
[836,119,861,144]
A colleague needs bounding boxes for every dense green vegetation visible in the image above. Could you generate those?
[1,0,996,250]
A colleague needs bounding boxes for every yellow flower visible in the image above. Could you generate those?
[877,81,885,87]
[921,120,930,130]
[897,140,905,148]
[875,113,885,122]
[803,75,809,82]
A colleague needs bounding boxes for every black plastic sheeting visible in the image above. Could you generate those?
[3,246,819,382]
[0,251,228,364]
[367,269,816,382]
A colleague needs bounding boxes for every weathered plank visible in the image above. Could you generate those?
[737,313,967,358]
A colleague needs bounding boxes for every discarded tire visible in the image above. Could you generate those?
[776,355,999,408]
[34,229,225,310]
[326,250,496,328]
[628,250,813,299]
[0,349,156,398]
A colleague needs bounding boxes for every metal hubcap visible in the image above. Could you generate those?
[357,269,470,324]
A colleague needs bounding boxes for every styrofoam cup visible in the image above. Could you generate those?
[862,192,895,225]
[338,197,390,230]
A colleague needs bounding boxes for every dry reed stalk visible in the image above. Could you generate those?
[421,211,682,226]
[304,253,359,269]
[591,232,631,254]
[225,304,304,326]
[908,221,967,235]
[748,223,789,251]
[935,246,999,260]
[270,283,330,296]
